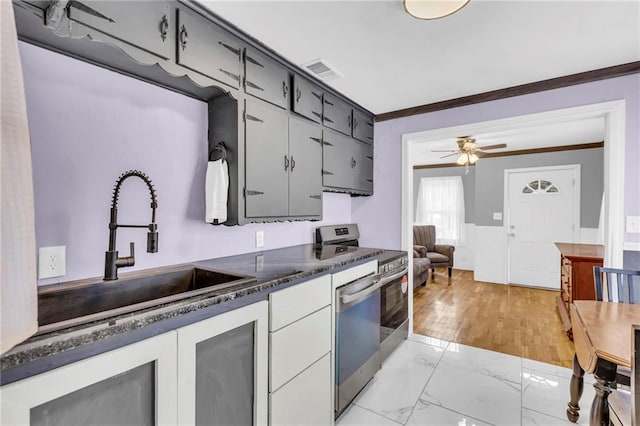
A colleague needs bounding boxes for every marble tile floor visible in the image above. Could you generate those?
[336,334,596,426]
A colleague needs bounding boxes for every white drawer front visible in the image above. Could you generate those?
[270,306,331,392]
[269,274,331,331]
[331,260,377,289]
[269,353,331,426]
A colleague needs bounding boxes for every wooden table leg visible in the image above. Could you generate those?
[589,359,617,426]
[567,353,584,422]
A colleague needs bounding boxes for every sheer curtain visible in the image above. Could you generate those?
[415,176,465,245]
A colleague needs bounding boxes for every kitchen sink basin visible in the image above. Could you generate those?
[37,266,256,332]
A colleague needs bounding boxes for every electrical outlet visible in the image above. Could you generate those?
[38,246,66,279]
[627,216,640,233]
[255,231,264,248]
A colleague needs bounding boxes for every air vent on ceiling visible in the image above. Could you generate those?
[301,58,344,82]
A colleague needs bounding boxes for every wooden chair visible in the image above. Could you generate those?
[608,324,639,426]
[594,267,640,389]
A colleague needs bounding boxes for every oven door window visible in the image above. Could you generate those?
[380,275,409,340]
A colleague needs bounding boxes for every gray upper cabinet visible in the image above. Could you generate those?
[244,99,289,218]
[323,94,352,136]
[289,117,323,217]
[323,129,373,195]
[67,1,172,60]
[351,109,374,144]
[292,75,323,123]
[244,47,290,110]
[176,7,242,89]
[322,129,355,190]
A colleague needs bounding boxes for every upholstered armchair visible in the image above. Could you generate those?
[413,225,455,279]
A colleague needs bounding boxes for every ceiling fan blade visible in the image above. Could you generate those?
[478,143,507,151]
[440,152,459,159]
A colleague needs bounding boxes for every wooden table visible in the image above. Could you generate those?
[566,301,640,425]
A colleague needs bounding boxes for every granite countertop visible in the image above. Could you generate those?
[1,243,400,385]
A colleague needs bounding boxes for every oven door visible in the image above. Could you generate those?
[379,266,409,361]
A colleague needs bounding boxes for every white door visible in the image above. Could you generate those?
[506,165,579,289]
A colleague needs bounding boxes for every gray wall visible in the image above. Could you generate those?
[413,167,475,223]
[413,147,604,228]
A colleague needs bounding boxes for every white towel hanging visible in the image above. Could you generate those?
[205,159,229,224]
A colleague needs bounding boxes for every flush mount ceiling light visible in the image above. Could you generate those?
[403,0,470,20]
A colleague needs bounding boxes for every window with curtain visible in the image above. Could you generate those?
[415,176,465,245]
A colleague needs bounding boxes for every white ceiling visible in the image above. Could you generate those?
[202,0,640,115]
[410,116,605,165]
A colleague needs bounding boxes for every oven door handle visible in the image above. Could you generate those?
[378,266,409,286]
[340,276,384,305]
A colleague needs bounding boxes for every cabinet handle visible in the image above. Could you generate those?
[296,88,302,103]
[159,15,168,41]
[284,155,289,171]
[179,25,188,50]
[282,81,289,98]
[351,157,357,168]
[353,117,358,130]
[348,113,352,128]
[290,157,296,171]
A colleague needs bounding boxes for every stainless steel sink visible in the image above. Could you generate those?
[37,266,256,332]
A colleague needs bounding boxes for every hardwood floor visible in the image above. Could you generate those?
[413,269,575,368]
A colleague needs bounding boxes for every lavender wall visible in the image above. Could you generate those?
[20,43,352,285]
[353,74,640,249]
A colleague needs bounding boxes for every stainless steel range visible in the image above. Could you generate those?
[316,224,409,417]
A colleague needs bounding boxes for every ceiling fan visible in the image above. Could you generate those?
[433,136,507,166]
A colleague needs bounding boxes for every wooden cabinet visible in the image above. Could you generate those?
[292,75,323,123]
[244,47,290,109]
[1,332,178,425]
[177,301,268,426]
[555,242,604,339]
[176,6,242,89]
[67,1,172,60]
[268,274,333,426]
[288,116,323,217]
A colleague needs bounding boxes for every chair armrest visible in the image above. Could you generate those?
[434,244,455,258]
[413,245,427,258]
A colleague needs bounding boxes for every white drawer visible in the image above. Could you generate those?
[269,353,332,426]
[269,274,331,332]
[269,306,331,392]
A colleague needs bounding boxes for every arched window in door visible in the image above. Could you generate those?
[522,179,559,194]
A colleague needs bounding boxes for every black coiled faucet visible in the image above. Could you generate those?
[104,170,158,280]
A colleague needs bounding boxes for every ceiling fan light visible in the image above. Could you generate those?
[469,153,479,164]
[456,153,468,165]
[403,0,470,20]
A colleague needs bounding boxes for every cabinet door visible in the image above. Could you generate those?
[323,94,352,136]
[176,8,242,89]
[322,129,357,190]
[354,140,374,193]
[177,301,268,426]
[352,109,374,144]
[288,117,322,217]
[292,75,323,123]
[1,332,177,425]
[244,100,289,218]
[67,1,172,60]
[244,47,290,110]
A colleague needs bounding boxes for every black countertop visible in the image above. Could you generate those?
[1,243,404,385]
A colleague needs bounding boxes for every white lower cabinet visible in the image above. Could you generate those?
[177,300,268,426]
[0,300,269,426]
[0,331,178,425]
[268,274,333,425]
